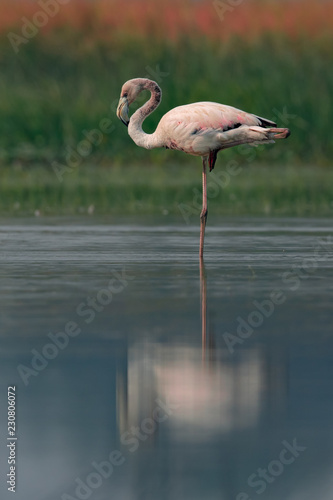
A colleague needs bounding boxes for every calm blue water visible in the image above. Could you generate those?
[1,217,333,500]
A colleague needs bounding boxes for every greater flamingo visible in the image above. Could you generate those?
[116,78,290,257]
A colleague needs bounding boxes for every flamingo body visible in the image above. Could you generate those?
[116,78,290,256]
[155,102,278,158]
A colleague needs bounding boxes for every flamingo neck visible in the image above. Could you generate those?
[128,80,163,150]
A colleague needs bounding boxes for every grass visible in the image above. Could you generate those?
[0,34,332,167]
[0,0,332,217]
[1,162,332,217]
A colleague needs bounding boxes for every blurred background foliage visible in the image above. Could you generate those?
[0,0,332,215]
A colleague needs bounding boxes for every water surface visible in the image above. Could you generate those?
[1,217,333,500]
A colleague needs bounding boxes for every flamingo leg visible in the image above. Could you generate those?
[199,156,208,258]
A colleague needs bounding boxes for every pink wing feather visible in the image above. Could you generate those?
[156,102,276,157]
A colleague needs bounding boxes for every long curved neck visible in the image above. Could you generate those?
[128,80,163,150]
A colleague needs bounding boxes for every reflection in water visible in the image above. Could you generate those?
[117,342,264,438]
[113,255,298,500]
[116,256,277,443]
[200,256,207,362]
[1,218,333,500]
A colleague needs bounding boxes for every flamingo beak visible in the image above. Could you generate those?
[116,96,129,127]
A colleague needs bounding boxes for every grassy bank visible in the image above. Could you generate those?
[1,163,332,218]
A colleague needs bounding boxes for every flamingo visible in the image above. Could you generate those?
[116,78,290,257]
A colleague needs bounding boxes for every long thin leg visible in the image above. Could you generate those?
[199,156,208,258]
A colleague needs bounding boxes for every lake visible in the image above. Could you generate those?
[1,216,333,500]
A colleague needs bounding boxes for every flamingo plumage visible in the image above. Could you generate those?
[116,78,290,257]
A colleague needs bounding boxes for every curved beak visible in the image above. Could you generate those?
[116,96,129,127]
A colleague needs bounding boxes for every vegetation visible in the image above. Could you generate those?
[1,163,332,217]
[0,0,331,216]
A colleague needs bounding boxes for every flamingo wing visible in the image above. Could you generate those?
[156,102,277,160]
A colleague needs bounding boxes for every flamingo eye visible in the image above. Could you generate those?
[123,92,128,98]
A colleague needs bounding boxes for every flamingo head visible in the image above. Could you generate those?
[116,78,148,127]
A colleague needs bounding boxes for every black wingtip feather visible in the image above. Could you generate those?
[256,115,277,128]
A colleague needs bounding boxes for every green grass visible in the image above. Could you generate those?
[1,162,332,217]
[0,32,332,217]
[0,33,332,167]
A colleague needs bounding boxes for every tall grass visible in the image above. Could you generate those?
[0,34,332,167]
[0,0,331,216]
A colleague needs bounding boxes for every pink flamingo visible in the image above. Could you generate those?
[116,78,290,257]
